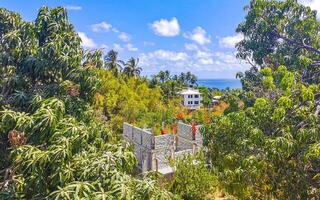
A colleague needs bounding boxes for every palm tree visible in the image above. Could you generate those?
[157,70,171,83]
[123,57,142,77]
[104,50,124,75]
[167,80,179,97]
[178,72,187,86]
[185,72,197,87]
[189,74,198,87]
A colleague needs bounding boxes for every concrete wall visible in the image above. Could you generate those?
[123,122,203,174]
[153,134,174,170]
[123,122,133,141]
[154,134,173,149]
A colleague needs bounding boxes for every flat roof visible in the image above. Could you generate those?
[179,88,201,95]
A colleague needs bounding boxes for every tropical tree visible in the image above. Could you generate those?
[158,70,171,83]
[203,66,320,199]
[185,71,198,86]
[123,57,142,77]
[198,87,212,108]
[236,0,320,84]
[150,71,198,99]
[0,7,174,199]
[104,50,124,76]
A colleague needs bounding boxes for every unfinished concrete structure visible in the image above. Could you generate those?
[122,121,203,174]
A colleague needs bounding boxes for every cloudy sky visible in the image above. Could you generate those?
[1,0,319,79]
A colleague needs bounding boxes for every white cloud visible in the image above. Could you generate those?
[184,27,211,45]
[91,21,112,32]
[151,17,180,37]
[140,48,250,78]
[78,32,97,48]
[125,43,138,52]
[214,52,239,65]
[141,50,188,62]
[111,28,119,33]
[65,5,82,11]
[143,41,155,46]
[113,43,124,52]
[140,50,190,74]
[195,50,214,65]
[100,44,109,49]
[118,32,131,42]
[184,43,199,51]
[219,34,243,48]
[299,0,320,18]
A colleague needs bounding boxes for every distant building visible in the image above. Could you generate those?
[212,96,221,105]
[179,88,201,109]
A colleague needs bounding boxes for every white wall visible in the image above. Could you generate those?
[183,94,201,108]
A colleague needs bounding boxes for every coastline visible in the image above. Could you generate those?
[197,79,242,90]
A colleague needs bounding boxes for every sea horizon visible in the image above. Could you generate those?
[198,79,242,90]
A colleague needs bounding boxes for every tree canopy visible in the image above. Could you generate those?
[204,0,320,199]
[0,7,173,199]
[236,0,320,85]
[204,65,320,199]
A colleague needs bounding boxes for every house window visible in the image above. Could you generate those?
[188,94,193,98]
[194,94,199,98]
[188,101,193,105]
[194,101,199,105]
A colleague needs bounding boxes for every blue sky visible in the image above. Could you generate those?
[1,0,319,79]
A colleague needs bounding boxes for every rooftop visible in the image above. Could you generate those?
[179,88,201,95]
[213,96,222,100]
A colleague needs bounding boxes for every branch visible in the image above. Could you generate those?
[272,29,320,55]
[246,57,259,68]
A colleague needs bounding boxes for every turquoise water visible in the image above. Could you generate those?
[198,79,242,90]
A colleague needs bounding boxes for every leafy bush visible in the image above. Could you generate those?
[203,66,320,199]
[169,152,217,200]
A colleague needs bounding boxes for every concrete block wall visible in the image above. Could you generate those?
[195,125,203,146]
[134,145,142,167]
[123,122,204,174]
[176,137,193,151]
[154,148,173,170]
[154,134,173,149]
[153,134,174,171]
[141,150,152,172]
[177,122,194,140]
[123,123,133,140]
[141,129,154,149]
[176,122,203,150]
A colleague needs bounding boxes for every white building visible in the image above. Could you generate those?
[212,96,221,105]
[179,88,201,109]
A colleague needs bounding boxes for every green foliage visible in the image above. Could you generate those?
[198,86,212,108]
[150,70,198,99]
[204,66,320,199]
[169,152,217,200]
[95,69,183,133]
[237,0,320,68]
[236,0,320,87]
[0,7,173,199]
[123,57,143,77]
[223,89,243,114]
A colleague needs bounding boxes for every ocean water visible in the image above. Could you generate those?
[198,79,242,90]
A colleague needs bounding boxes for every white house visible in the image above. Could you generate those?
[179,88,201,109]
[212,96,221,105]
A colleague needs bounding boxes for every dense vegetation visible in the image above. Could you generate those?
[204,0,320,199]
[0,7,173,199]
[1,0,320,199]
[150,70,197,99]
